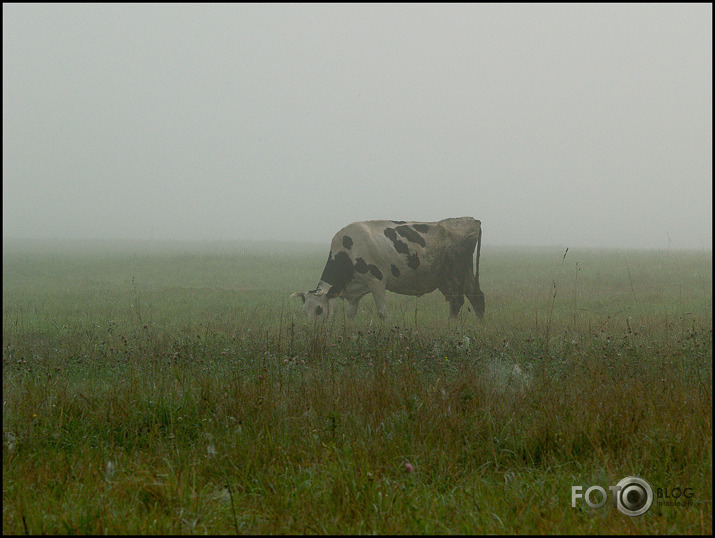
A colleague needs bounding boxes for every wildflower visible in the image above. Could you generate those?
[105,460,116,481]
[404,461,414,473]
[5,432,16,452]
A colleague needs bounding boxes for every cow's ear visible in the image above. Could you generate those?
[290,292,306,303]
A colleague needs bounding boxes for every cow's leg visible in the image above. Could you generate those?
[464,273,485,319]
[327,298,336,319]
[447,294,464,317]
[345,297,361,320]
[370,285,388,321]
[439,285,459,318]
[343,285,369,320]
[466,290,485,319]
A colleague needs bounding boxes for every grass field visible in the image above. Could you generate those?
[2,239,712,534]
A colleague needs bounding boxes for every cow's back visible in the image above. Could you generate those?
[327,219,478,297]
[437,217,481,248]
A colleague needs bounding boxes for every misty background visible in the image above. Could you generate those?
[3,4,712,250]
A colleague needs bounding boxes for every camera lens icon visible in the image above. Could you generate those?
[615,476,653,516]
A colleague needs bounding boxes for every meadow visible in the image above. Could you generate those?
[2,239,712,534]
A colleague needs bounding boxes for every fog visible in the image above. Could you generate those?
[3,4,712,249]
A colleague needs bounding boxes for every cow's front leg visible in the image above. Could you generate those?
[345,297,361,320]
[370,285,388,321]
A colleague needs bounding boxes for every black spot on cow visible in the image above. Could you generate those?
[396,225,426,247]
[342,235,353,249]
[407,253,420,269]
[384,228,409,254]
[315,306,323,316]
[354,257,369,274]
[413,223,430,233]
[391,264,400,278]
[320,251,355,297]
[354,257,383,280]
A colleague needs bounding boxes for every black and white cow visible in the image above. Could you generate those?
[291,217,484,321]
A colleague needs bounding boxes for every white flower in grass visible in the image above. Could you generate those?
[105,460,116,481]
[5,432,16,452]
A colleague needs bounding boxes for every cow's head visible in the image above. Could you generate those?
[290,288,333,319]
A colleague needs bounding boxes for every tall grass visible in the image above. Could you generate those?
[3,240,712,534]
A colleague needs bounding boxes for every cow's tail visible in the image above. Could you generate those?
[474,222,481,285]
[473,221,485,319]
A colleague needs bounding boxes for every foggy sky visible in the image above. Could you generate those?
[3,4,712,249]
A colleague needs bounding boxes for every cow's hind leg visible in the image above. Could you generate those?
[466,290,485,319]
[439,285,462,318]
[464,277,485,319]
[446,293,464,318]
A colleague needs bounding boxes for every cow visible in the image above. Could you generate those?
[291,217,484,321]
